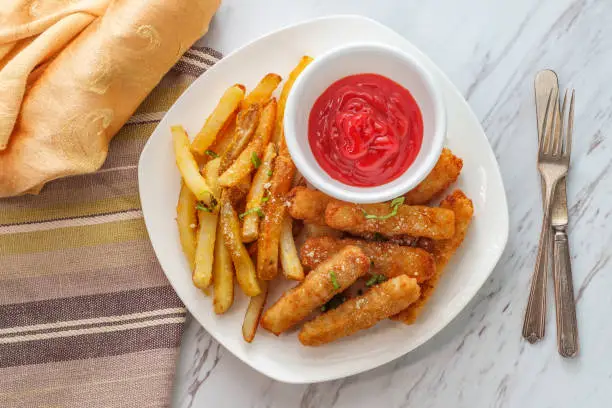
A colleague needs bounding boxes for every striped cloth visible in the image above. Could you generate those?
[0,46,221,408]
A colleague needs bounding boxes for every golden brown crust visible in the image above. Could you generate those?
[324,201,456,240]
[404,148,463,205]
[300,236,435,283]
[261,245,370,335]
[299,275,420,346]
[393,190,474,324]
[287,186,337,225]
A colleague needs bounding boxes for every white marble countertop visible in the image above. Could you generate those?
[173,1,612,407]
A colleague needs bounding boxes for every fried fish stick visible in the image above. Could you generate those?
[300,236,435,283]
[299,275,420,346]
[404,148,463,205]
[287,186,337,225]
[261,246,369,335]
[294,222,343,251]
[393,190,474,324]
[325,201,455,240]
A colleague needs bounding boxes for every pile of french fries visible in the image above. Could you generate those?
[173,56,474,346]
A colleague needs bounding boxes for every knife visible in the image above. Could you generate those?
[523,71,559,342]
[534,70,578,357]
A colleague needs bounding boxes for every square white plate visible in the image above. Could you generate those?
[138,15,509,384]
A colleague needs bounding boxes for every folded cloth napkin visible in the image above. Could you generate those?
[0,0,220,197]
[0,45,222,407]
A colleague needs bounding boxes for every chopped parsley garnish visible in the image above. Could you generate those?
[360,197,405,220]
[195,196,217,213]
[261,195,270,203]
[329,270,341,290]
[267,169,273,177]
[204,149,219,158]
[321,294,347,312]
[251,152,261,169]
[365,274,387,287]
[239,207,264,219]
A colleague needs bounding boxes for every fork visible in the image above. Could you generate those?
[552,89,577,357]
[523,88,572,343]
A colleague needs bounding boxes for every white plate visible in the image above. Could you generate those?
[138,15,509,384]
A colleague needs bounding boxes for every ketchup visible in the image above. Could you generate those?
[308,73,423,187]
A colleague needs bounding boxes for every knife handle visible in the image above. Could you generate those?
[523,226,549,343]
[553,228,579,357]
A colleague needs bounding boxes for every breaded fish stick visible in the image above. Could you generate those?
[287,186,337,225]
[404,148,463,205]
[261,246,369,335]
[325,201,455,240]
[300,236,435,283]
[299,275,421,346]
[393,190,474,324]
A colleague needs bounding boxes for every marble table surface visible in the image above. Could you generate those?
[172,1,612,407]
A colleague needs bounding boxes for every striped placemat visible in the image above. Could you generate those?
[0,46,221,408]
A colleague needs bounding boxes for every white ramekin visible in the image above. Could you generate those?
[284,43,446,204]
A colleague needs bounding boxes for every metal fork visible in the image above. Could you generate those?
[552,89,577,357]
[523,88,572,343]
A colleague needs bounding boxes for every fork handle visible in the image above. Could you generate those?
[553,228,579,357]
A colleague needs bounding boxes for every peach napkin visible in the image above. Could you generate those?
[0,0,220,197]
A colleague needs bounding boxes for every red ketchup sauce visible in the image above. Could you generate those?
[308,73,423,187]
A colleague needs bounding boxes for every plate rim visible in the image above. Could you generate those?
[138,14,509,384]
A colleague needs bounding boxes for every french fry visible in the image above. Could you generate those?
[242,143,277,242]
[291,170,305,188]
[206,112,237,161]
[242,280,269,343]
[272,56,313,145]
[220,194,261,296]
[219,104,261,174]
[176,183,198,270]
[393,190,474,324]
[219,99,277,187]
[193,210,217,289]
[325,200,456,240]
[234,174,252,201]
[241,73,282,109]
[192,158,222,290]
[191,84,245,155]
[204,158,222,198]
[257,149,296,281]
[212,218,234,314]
[404,148,463,205]
[279,216,304,281]
[172,125,216,205]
